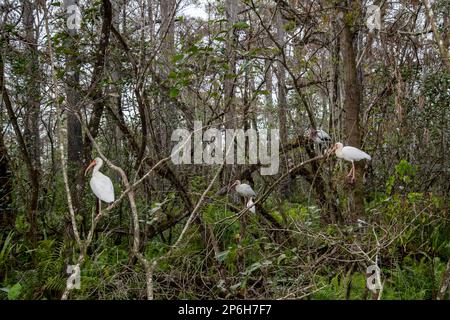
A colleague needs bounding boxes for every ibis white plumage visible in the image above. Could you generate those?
[229,180,256,212]
[85,157,115,203]
[230,180,256,199]
[330,142,371,183]
[246,197,256,213]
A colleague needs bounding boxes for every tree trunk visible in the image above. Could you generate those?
[23,0,41,173]
[438,258,450,300]
[0,133,13,229]
[160,0,175,64]
[423,0,450,73]
[340,1,365,220]
[330,14,341,135]
[224,0,237,131]
[264,60,275,124]
[64,0,84,234]
[276,11,288,144]
[223,0,238,186]
[158,0,176,153]
[275,10,293,202]
[21,0,41,244]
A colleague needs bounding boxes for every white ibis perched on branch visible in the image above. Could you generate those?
[229,180,256,212]
[85,157,115,204]
[308,128,332,144]
[329,142,371,183]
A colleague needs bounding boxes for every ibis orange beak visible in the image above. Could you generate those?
[326,145,336,157]
[85,159,96,176]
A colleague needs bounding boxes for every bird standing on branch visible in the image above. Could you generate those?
[229,180,257,212]
[307,128,332,144]
[329,142,371,183]
[85,157,115,207]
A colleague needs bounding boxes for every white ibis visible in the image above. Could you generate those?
[85,157,115,204]
[308,128,332,144]
[330,142,371,183]
[229,180,256,208]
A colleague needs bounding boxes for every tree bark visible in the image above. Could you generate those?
[275,10,292,199]
[438,258,450,300]
[423,0,450,73]
[64,0,84,229]
[340,1,365,219]
[0,133,13,228]
[21,0,41,243]
[23,0,41,173]
[224,0,238,132]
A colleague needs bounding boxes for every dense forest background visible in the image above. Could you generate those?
[0,0,449,300]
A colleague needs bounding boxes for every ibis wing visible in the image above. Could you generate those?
[90,173,115,203]
[317,130,331,141]
[241,184,257,197]
[342,146,371,161]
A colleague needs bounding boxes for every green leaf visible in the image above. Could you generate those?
[169,88,179,98]
[210,92,220,98]
[213,37,226,42]
[2,24,16,33]
[233,22,249,30]
[172,53,184,63]
[216,250,229,262]
[7,283,22,300]
[168,71,178,79]
[187,45,199,54]
[224,73,236,79]
[283,20,296,32]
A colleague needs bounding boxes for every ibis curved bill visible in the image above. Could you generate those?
[330,142,371,183]
[85,157,115,203]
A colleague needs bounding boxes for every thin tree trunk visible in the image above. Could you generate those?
[276,11,288,145]
[340,1,365,220]
[22,0,41,245]
[224,0,237,132]
[438,258,450,300]
[330,14,341,135]
[264,59,275,124]
[64,0,84,234]
[275,10,292,202]
[0,133,13,228]
[423,0,450,72]
[223,0,238,187]
[23,0,41,173]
